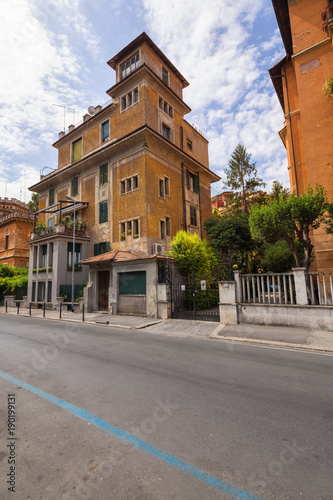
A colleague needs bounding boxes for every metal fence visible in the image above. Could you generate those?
[240,273,296,305]
[307,272,333,305]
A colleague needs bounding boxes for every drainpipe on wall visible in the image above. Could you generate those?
[181,162,187,231]
[282,70,299,196]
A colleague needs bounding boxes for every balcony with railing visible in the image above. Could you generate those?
[322,3,333,32]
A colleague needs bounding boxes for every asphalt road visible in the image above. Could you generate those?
[0,315,332,500]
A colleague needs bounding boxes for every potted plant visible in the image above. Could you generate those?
[133,234,139,239]
[127,229,132,235]
[120,232,126,241]
[35,221,47,235]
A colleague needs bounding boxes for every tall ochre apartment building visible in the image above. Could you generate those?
[28,32,219,315]
[270,0,333,271]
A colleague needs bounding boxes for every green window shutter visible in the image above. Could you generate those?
[194,174,200,194]
[100,163,108,185]
[99,201,108,223]
[186,170,190,189]
[94,243,99,256]
[73,138,82,163]
[105,241,110,252]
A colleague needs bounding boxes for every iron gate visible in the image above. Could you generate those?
[171,273,220,322]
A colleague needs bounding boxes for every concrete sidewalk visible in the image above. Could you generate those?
[1,306,333,352]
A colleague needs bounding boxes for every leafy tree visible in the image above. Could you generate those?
[261,240,303,274]
[270,181,290,201]
[224,144,265,214]
[249,185,333,273]
[0,264,28,294]
[28,193,39,212]
[167,231,216,278]
[204,212,257,276]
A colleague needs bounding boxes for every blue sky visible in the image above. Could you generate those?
[0,0,287,203]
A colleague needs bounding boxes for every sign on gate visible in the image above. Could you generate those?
[200,280,206,291]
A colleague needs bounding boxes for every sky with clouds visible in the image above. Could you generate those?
[0,0,288,203]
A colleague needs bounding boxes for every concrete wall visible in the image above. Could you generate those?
[238,303,333,330]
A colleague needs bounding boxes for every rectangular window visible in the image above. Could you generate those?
[47,281,52,303]
[102,121,109,142]
[120,180,126,194]
[99,163,108,185]
[33,246,37,268]
[162,123,170,140]
[68,243,81,267]
[41,245,47,267]
[127,221,132,235]
[159,179,164,198]
[120,222,126,240]
[187,139,193,151]
[162,67,168,85]
[186,171,199,194]
[94,241,110,256]
[133,219,139,237]
[159,97,163,109]
[99,201,108,223]
[37,282,45,302]
[5,234,9,250]
[71,176,79,196]
[49,187,55,206]
[48,218,54,232]
[166,217,171,236]
[73,138,82,163]
[121,87,139,111]
[49,243,53,267]
[32,281,36,302]
[132,175,138,190]
[127,178,132,192]
[121,52,139,79]
[160,220,165,239]
[164,177,170,196]
[164,102,168,114]
[169,107,173,118]
[190,206,197,226]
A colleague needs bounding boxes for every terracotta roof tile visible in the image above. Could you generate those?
[80,249,156,265]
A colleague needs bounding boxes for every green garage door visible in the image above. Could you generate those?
[118,271,146,315]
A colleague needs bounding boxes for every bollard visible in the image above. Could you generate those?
[17,302,20,315]
[5,301,7,313]
[82,303,85,322]
[29,303,32,316]
[43,301,46,318]
[59,302,62,319]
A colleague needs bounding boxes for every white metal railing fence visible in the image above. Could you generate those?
[240,273,296,305]
[307,272,333,305]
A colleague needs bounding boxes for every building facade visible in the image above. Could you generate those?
[0,198,33,268]
[269,0,333,271]
[27,33,219,315]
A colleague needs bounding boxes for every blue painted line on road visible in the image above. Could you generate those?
[0,370,261,500]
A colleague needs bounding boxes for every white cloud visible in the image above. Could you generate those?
[141,0,288,194]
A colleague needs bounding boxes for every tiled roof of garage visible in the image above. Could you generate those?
[80,249,156,265]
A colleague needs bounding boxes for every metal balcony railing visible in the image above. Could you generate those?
[322,3,333,31]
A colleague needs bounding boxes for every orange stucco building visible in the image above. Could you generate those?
[270,0,333,271]
[27,33,220,314]
[0,198,33,267]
